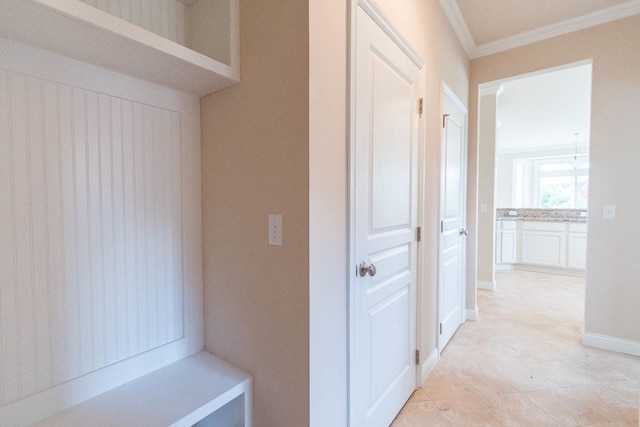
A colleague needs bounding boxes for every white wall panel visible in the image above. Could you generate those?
[78,0,188,44]
[0,67,185,407]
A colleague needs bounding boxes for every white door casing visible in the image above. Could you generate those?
[438,84,468,352]
[350,3,422,426]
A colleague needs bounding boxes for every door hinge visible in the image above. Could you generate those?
[416,226,422,242]
[440,221,444,233]
[415,349,420,365]
[442,113,450,128]
[439,322,443,335]
[418,98,424,117]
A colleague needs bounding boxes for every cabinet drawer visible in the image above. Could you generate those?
[568,223,587,233]
[522,221,565,232]
[500,220,517,230]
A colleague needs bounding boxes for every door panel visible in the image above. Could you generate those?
[444,123,462,218]
[353,6,420,427]
[370,288,410,399]
[438,87,467,351]
[371,56,412,231]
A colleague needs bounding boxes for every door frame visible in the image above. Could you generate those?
[437,82,469,354]
[473,59,593,321]
[347,0,425,424]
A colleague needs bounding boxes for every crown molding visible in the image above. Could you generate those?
[471,0,640,58]
[439,0,640,59]
[438,0,475,54]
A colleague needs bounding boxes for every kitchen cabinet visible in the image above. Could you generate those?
[495,220,587,272]
[521,221,566,267]
[496,220,517,264]
[567,223,587,269]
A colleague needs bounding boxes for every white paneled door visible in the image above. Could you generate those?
[352,5,421,426]
[438,85,468,351]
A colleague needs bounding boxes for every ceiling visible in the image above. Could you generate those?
[497,64,592,153]
[439,0,640,58]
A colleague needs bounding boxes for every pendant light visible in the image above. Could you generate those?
[568,132,581,169]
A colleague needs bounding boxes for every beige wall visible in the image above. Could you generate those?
[203,0,471,423]
[310,1,469,424]
[469,15,640,347]
[201,0,309,425]
[477,92,498,287]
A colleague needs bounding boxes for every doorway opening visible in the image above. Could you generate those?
[476,60,592,336]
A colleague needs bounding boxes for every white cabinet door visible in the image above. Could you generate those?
[567,233,587,269]
[500,230,517,264]
[497,221,517,265]
[521,222,565,267]
[495,225,502,264]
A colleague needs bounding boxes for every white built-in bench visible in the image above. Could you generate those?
[33,352,252,427]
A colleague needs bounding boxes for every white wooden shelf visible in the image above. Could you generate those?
[33,351,252,426]
[0,0,239,96]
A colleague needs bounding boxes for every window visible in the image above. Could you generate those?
[511,155,589,208]
[534,157,589,208]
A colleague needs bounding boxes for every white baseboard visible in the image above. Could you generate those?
[466,307,479,321]
[420,349,439,384]
[582,331,640,357]
[499,264,585,277]
[477,280,496,291]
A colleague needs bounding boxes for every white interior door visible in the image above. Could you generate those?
[438,85,468,351]
[352,6,420,427]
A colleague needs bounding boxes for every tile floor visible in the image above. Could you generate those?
[392,270,640,426]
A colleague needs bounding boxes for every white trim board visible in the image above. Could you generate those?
[357,0,425,68]
[466,307,478,321]
[420,349,439,385]
[582,332,640,357]
[442,82,468,115]
[477,59,593,91]
[500,264,585,278]
[477,280,496,291]
[439,0,640,59]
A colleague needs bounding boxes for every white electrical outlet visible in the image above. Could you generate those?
[508,210,518,216]
[269,214,283,246]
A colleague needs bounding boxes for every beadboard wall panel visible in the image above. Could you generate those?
[78,0,188,45]
[0,38,202,425]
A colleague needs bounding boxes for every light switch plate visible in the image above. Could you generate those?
[480,203,487,213]
[602,204,616,220]
[269,214,283,245]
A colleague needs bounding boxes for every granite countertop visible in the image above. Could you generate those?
[496,208,587,223]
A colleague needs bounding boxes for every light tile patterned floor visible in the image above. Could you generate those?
[392,270,640,426]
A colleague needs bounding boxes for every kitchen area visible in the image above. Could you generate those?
[495,208,587,275]
[478,62,593,286]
